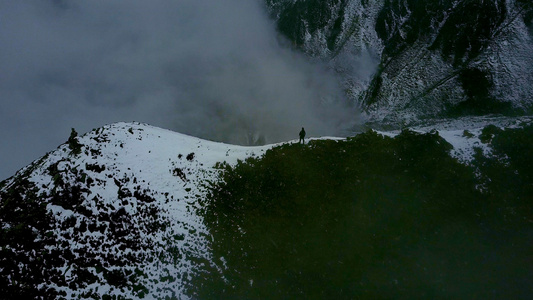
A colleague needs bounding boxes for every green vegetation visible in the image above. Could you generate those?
[192,127,533,298]
[0,177,61,298]
[474,124,533,222]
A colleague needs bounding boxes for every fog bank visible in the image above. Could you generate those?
[0,0,357,180]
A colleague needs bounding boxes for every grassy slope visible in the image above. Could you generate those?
[196,126,533,299]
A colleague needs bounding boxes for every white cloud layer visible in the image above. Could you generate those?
[0,0,357,180]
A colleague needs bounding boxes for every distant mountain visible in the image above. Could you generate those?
[2,119,533,298]
[266,0,533,123]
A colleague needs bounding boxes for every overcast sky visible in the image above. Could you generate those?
[0,0,358,180]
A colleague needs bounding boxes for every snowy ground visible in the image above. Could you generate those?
[2,122,275,298]
[373,115,533,161]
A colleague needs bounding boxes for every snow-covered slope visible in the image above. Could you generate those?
[0,122,271,299]
[267,0,533,121]
[1,119,530,298]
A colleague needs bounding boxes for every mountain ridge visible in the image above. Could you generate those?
[2,119,532,298]
[0,122,270,299]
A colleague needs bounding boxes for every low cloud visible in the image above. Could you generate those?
[0,0,357,180]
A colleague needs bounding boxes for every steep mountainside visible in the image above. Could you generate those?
[2,119,533,298]
[266,0,533,123]
[0,122,269,299]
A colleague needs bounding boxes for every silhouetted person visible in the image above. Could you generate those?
[299,127,306,144]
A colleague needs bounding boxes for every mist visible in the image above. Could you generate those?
[0,0,358,180]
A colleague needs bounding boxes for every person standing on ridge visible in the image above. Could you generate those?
[299,127,306,144]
